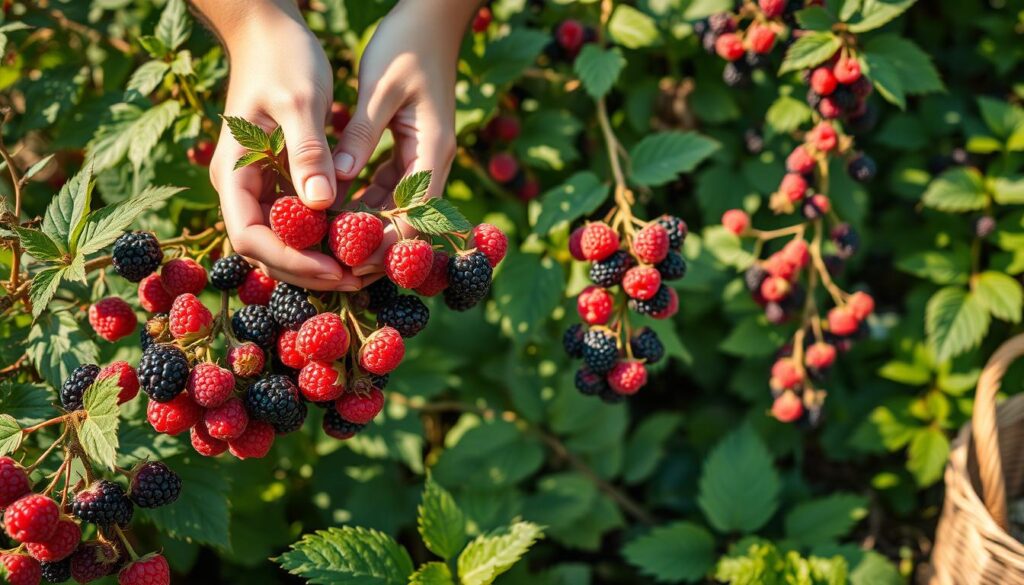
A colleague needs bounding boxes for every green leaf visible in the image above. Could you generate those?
[394,170,432,208]
[779,32,841,75]
[418,476,467,561]
[28,266,65,319]
[9,226,64,262]
[993,176,1024,204]
[973,271,1023,323]
[533,172,610,234]
[233,151,268,170]
[766,95,814,134]
[170,49,193,76]
[622,522,715,583]
[432,421,544,490]
[87,101,181,172]
[878,361,931,386]
[269,126,285,156]
[848,0,917,33]
[0,382,55,425]
[128,100,181,168]
[125,60,170,99]
[22,154,55,182]
[26,311,99,388]
[42,165,92,252]
[275,526,414,585]
[795,6,837,30]
[608,5,660,49]
[784,493,869,547]
[0,415,22,457]
[907,427,949,486]
[77,376,121,471]
[895,249,970,285]
[141,455,231,549]
[622,413,682,484]
[137,35,169,58]
[574,45,626,100]
[156,0,191,51]
[493,251,564,348]
[698,425,780,533]
[404,199,472,235]
[479,29,549,85]
[77,185,183,256]
[720,316,787,357]
[683,0,733,19]
[704,226,756,270]
[839,0,863,21]
[926,286,990,361]
[222,116,272,152]
[410,563,455,585]
[862,34,943,110]
[629,132,719,187]
[977,97,1024,139]
[458,522,543,585]
[849,551,903,585]
[922,168,988,212]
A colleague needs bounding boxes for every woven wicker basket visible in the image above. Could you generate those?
[930,334,1024,584]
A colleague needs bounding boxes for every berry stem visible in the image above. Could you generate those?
[41,455,72,496]
[21,415,69,435]
[26,425,70,474]
[0,109,23,293]
[113,525,140,561]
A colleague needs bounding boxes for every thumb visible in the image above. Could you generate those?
[333,93,394,181]
[281,110,337,211]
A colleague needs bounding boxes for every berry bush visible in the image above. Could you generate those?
[1,0,1022,583]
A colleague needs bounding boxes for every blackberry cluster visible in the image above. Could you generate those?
[232,304,279,349]
[245,375,307,433]
[628,285,672,316]
[210,254,252,290]
[589,251,633,287]
[41,559,71,583]
[138,344,189,402]
[270,283,318,330]
[582,330,618,374]
[71,480,133,526]
[630,328,665,364]
[376,295,430,338]
[128,462,182,509]
[444,251,493,311]
[111,231,163,282]
[60,364,100,411]
[323,408,366,440]
[365,278,398,313]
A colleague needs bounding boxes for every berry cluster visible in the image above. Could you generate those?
[699,0,798,86]
[545,19,597,63]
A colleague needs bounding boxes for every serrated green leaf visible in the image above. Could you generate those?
[22,154,55,182]
[698,425,780,533]
[795,6,837,30]
[77,185,183,256]
[77,376,121,470]
[0,415,22,457]
[574,45,626,100]
[993,176,1024,204]
[269,125,285,155]
[26,311,99,389]
[622,413,682,484]
[137,35,169,58]
[275,526,414,585]
[125,60,170,99]
[973,271,1023,323]
[921,168,988,212]
[9,226,64,262]
[784,493,869,547]
[704,226,756,270]
[222,116,272,152]
[878,361,931,386]
[493,251,564,348]
[394,170,432,208]
[848,0,917,33]
[141,454,231,549]
[458,522,543,585]
[533,172,609,234]
[608,5,660,49]
[418,476,467,561]
[862,34,943,110]
[42,165,92,253]
[766,95,813,134]
[156,0,191,51]
[839,0,862,21]
[170,49,192,76]
[926,286,990,361]
[629,131,719,187]
[410,563,455,585]
[233,151,268,170]
[28,266,65,319]
[779,32,841,75]
[622,522,715,583]
[895,249,970,285]
[404,199,471,235]
[128,100,181,168]
[0,382,55,425]
[977,97,1024,139]
[907,427,949,486]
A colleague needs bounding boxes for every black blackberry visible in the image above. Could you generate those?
[369,373,390,390]
[743,51,768,70]
[138,344,190,402]
[831,223,860,258]
[630,328,664,364]
[323,408,365,440]
[269,283,318,330]
[575,366,608,396]
[377,295,430,338]
[657,215,688,249]
[129,461,182,509]
[846,104,878,135]
[722,62,749,87]
[245,374,307,434]
[232,304,279,349]
[598,386,626,404]
[444,251,493,311]
[708,12,734,34]
[111,231,162,282]
[628,285,671,316]
[582,329,618,373]
[563,323,585,358]
[60,364,100,412]
[975,215,997,238]
[656,251,687,281]
[701,30,718,54]
[210,254,252,290]
[765,302,787,324]
[744,265,769,293]
[41,559,72,583]
[366,278,399,313]
[832,86,857,111]
[71,480,133,526]
[589,250,633,287]
[847,155,876,183]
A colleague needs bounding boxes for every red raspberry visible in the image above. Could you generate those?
[26,517,80,562]
[781,239,810,269]
[147,392,203,436]
[203,397,248,441]
[715,33,744,61]
[568,226,587,261]
[358,326,405,375]
[805,342,837,370]
[161,258,207,297]
[722,209,749,235]
[770,358,803,390]
[488,153,519,183]
[623,267,662,301]
[607,361,648,395]
[810,67,837,96]
[848,291,875,321]
[138,274,173,313]
[98,361,140,404]
[190,423,228,457]
[633,223,670,264]
[472,6,492,33]
[786,145,816,174]
[809,193,830,214]
[818,97,841,120]
[828,306,859,336]
[0,457,30,508]
[228,420,275,460]
[763,254,796,280]
[747,23,776,54]
[228,342,265,377]
[485,115,520,143]
[517,177,540,201]
[385,239,434,289]
[269,196,328,250]
[760,276,791,302]
[652,287,679,320]
[833,56,862,84]
[771,391,804,423]
[1,553,41,585]
[808,122,837,152]
[759,0,784,17]
[168,293,212,341]
[118,553,170,585]
[471,223,508,267]
[329,211,384,267]
[335,387,385,424]
[556,19,586,53]
[277,330,308,369]
[298,360,346,402]
[186,363,235,408]
[4,494,59,543]
[88,297,137,342]
[330,102,351,136]
[576,286,614,325]
[414,250,450,296]
[187,140,214,167]
[779,173,808,202]
[238,269,276,305]
[296,313,349,361]
[580,222,619,261]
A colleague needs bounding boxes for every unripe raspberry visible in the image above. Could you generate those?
[118,553,170,585]
[759,0,784,17]
[161,258,207,297]
[809,67,837,96]
[169,293,213,341]
[607,361,647,395]
[747,23,776,54]
[833,56,862,84]
[138,273,173,313]
[770,358,803,390]
[385,239,435,289]
[147,392,203,436]
[1,553,41,585]
[4,494,60,543]
[277,329,308,369]
[580,222,620,261]
[623,266,662,301]
[335,387,385,424]
[298,360,346,402]
[190,423,228,457]
[779,173,808,202]
[780,239,810,269]
[470,223,509,267]
[722,209,749,235]
[329,211,384,267]
[488,152,519,183]
[786,145,816,174]
[358,326,405,375]
[715,32,744,61]
[848,291,875,321]
[828,306,859,336]
[805,342,837,370]
[98,361,140,404]
[88,297,138,342]
[414,250,450,297]
[203,397,249,441]
[577,286,614,325]
[760,276,791,302]
[763,253,796,281]
[26,517,80,562]
[228,342,265,377]
[296,312,349,361]
[228,420,275,460]
[186,363,235,408]
[238,269,276,305]
[771,391,804,423]
[633,223,670,264]
[808,122,838,152]
[0,456,30,508]
[568,226,587,261]
[269,196,328,249]
[69,541,120,583]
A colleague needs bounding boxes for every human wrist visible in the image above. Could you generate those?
[393,0,479,46]
[199,0,307,58]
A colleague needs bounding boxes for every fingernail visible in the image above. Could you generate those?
[353,264,382,277]
[334,152,355,175]
[318,273,344,281]
[336,283,361,292]
[304,175,333,203]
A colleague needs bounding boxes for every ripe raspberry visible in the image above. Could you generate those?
[269,196,328,249]
[828,306,859,337]
[833,56,861,83]
[112,231,163,283]
[563,323,585,358]
[298,361,346,402]
[715,32,744,61]
[202,397,249,441]
[24,517,79,563]
[848,291,875,321]
[628,284,672,316]
[1,553,41,585]
[651,287,679,320]
[238,269,276,305]
[577,286,614,325]
[484,114,520,142]
[623,266,662,301]
[270,283,318,330]
[444,251,493,311]
[323,409,365,440]
[329,211,384,267]
[809,67,837,96]
[722,209,749,235]
[330,102,351,135]
[787,147,816,177]
[656,215,688,249]
[377,295,430,338]
[245,375,307,434]
[805,342,837,371]
[186,363,235,408]
[128,462,181,509]
[488,153,519,183]
[760,276,791,302]
[60,364,100,412]
[656,251,687,281]
[4,494,59,543]
[556,19,586,52]
[0,457,30,508]
[747,23,775,54]
[608,360,647,395]
[575,365,609,396]
[771,391,804,423]
[779,173,808,202]
[41,558,71,584]
[70,541,121,583]
[770,358,803,390]
[568,226,587,261]
[818,97,841,119]
[147,391,202,436]
[414,250,450,296]
[517,177,540,201]
[168,293,213,341]
[582,329,618,374]
[385,239,434,289]
[580,223,620,261]
[781,239,810,269]
[472,6,492,33]
[272,330,303,370]
[118,553,170,585]
[161,258,207,297]
[138,344,189,402]
[630,327,664,364]
[210,254,252,290]
[228,420,275,460]
[293,313,348,361]
[138,273,173,313]
[89,297,137,342]
[98,361,140,404]
[847,155,876,183]
[589,250,634,287]
[228,342,265,377]
[759,0,784,17]
[808,122,837,152]
[190,423,228,457]
[72,480,133,527]
[188,139,215,166]
[633,223,670,264]
[366,278,399,313]
[470,223,508,267]
[359,326,405,375]
[335,387,384,425]
[232,304,279,349]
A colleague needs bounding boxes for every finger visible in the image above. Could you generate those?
[278,104,337,210]
[392,101,457,199]
[351,222,404,277]
[333,81,398,181]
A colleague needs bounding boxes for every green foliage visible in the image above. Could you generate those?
[276,526,415,585]
[714,543,848,585]
[698,425,781,534]
[77,376,122,471]
[622,522,715,583]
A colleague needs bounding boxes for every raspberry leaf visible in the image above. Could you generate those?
[417,476,466,561]
[275,526,414,585]
[0,382,55,426]
[778,31,841,75]
[622,521,715,583]
[629,131,720,187]
[28,265,65,319]
[607,5,659,49]
[26,312,100,389]
[533,171,609,235]
[457,522,543,585]
[222,115,272,152]
[404,198,472,235]
[409,562,455,585]
[125,60,171,100]
[846,0,916,33]
[861,35,943,110]
[921,168,988,212]
[925,286,989,362]
[0,414,22,457]
[393,170,432,208]
[270,125,285,155]
[783,493,869,547]
[972,271,1023,324]
[77,184,184,256]
[574,45,625,100]
[697,425,780,533]
[42,164,92,253]
[78,376,122,471]
[794,6,836,31]
[6,226,64,263]
[766,94,813,134]
[155,0,191,52]
[233,151,268,171]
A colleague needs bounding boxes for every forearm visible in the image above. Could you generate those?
[392,0,480,58]
[190,0,304,54]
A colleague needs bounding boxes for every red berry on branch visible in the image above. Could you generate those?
[0,457,30,508]
[88,297,138,342]
[485,115,520,142]
[760,276,791,302]
[25,517,80,562]
[827,306,859,336]
[330,102,351,136]
[577,286,614,325]
[517,177,541,201]
[770,358,803,390]
[818,97,842,119]
[805,342,837,370]
[715,32,744,61]
[833,56,862,84]
[147,392,203,436]
[98,361,141,404]
[472,7,492,33]
[118,553,171,585]
[747,24,776,54]
[779,173,808,202]
[759,0,785,17]
[190,424,228,457]
[269,196,328,250]
[807,122,838,152]
[0,553,41,585]
[568,226,587,261]
[296,312,349,362]
[228,342,265,377]
[187,140,214,167]
[556,19,586,53]
[162,258,207,297]
[780,239,810,269]
[298,360,346,402]
[186,363,235,408]
[722,209,750,235]
[414,250,450,297]
[786,145,816,174]
[385,239,435,289]
[329,211,384,267]
[277,330,308,370]
[488,152,519,184]
[848,291,875,321]
[580,222,620,261]
[4,494,59,543]
[359,326,405,375]
[238,269,276,305]
[203,397,249,441]
[771,391,804,423]
[623,266,663,301]
[335,387,385,425]
[138,273,173,313]
[809,67,837,96]
[763,254,796,280]
[608,361,648,395]
[633,223,670,264]
[471,223,509,267]
[169,293,213,341]
[228,420,275,460]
